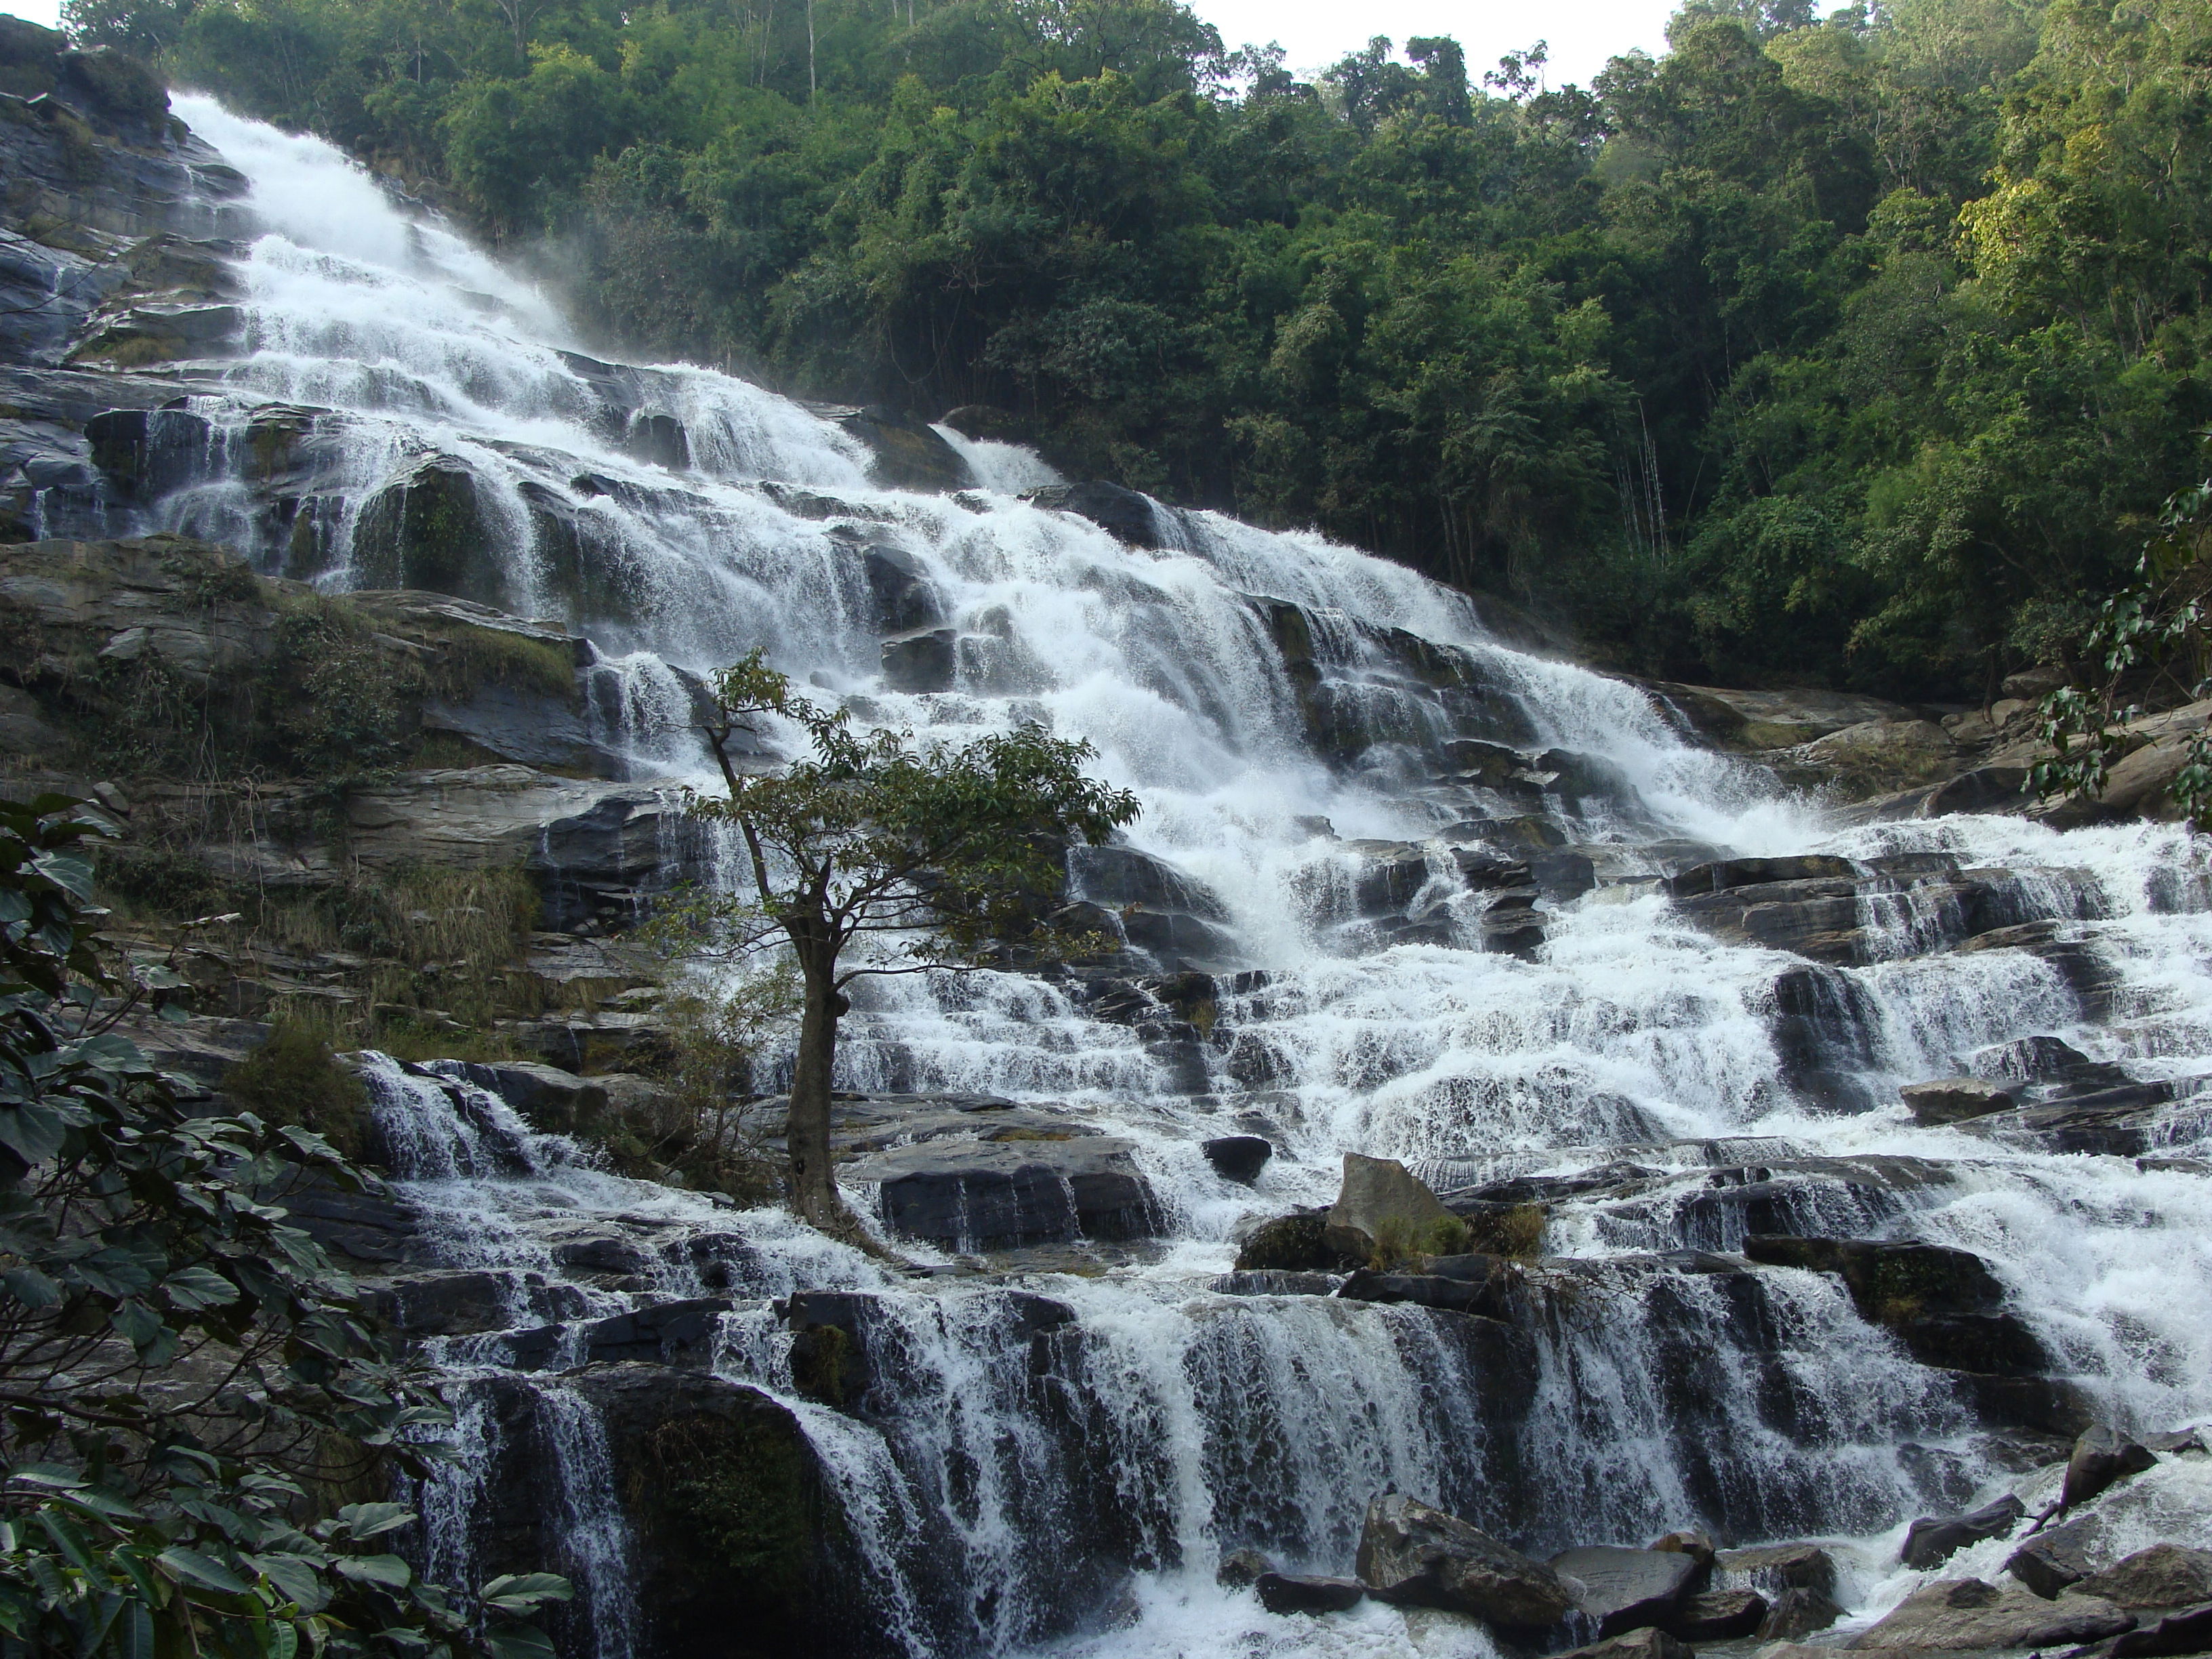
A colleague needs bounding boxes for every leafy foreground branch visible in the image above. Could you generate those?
[2034,432,2212,826]
[690,653,1141,1237]
[0,795,568,1656]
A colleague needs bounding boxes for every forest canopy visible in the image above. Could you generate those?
[63,0,2212,701]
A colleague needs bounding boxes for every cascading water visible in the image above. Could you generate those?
[70,94,2212,1659]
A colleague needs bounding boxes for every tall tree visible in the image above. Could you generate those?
[690,655,1139,1235]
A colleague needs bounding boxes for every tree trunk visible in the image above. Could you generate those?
[785,941,848,1231]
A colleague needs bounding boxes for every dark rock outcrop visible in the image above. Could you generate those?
[1019,480,1161,548]
[2066,1425,2161,1510]
[1900,1494,2026,1570]
[1256,1573,1366,1615]
[1354,1492,1574,1626]
[1549,1544,1701,1637]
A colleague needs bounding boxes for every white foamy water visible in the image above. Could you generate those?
[111,100,2212,1659]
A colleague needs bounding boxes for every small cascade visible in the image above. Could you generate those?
[53,93,2212,1659]
[535,1385,644,1659]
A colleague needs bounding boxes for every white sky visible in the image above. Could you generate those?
[0,0,1677,87]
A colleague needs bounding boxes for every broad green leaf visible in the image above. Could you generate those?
[332,1554,412,1589]
[478,1574,573,1612]
[155,1548,253,1596]
[485,1626,560,1659]
[333,1502,413,1540]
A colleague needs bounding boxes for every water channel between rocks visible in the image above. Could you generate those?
[66,93,2212,1659]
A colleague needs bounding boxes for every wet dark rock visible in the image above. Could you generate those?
[622,409,689,470]
[1717,1542,1837,1599]
[1256,1573,1366,1615]
[551,1233,654,1276]
[1901,1493,2026,1569]
[1553,1627,1694,1659]
[555,1363,859,1657]
[1904,1077,2017,1125]
[1344,840,1431,916]
[2076,1547,2212,1611]
[1663,1588,1767,1640]
[453,1059,608,1135]
[285,1185,422,1264]
[1020,480,1161,548]
[1664,855,1858,897]
[1217,1547,1276,1589]
[524,787,711,933]
[1354,1492,1576,1625]
[780,1290,873,1410]
[859,542,943,634]
[2104,1600,2212,1658]
[881,627,957,693]
[1202,1134,1271,1184]
[353,458,506,608]
[1942,1371,2098,1438]
[1531,851,1597,903]
[1209,1269,1343,1296]
[2010,1514,2108,1597]
[1957,920,2123,1019]
[370,1269,509,1336]
[1233,1210,1361,1273]
[844,1135,1161,1251]
[2066,1425,2161,1510]
[1969,1035,2131,1089]
[1758,1586,1844,1639]
[806,403,972,491]
[1337,1252,1519,1320]
[576,1298,731,1367]
[1964,1082,2207,1158]
[1852,1576,2134,1650]
[1549,1544,1702,1637]
[1742,1234,2002,1313]
[1068,844,1229,920]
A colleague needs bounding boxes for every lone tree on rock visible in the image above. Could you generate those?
[690,651,1140,1236]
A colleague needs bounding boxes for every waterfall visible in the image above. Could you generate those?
[74,96,2212,1659]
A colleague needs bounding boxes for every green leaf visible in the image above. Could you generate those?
[243,1553,329,1614]
[485,1626,560,1659]
[333,1502,413,1540]
[155,1547,253,1595]
[160,1265,242,1310]
[0,1266,60,1307]
[478,1573,573,1614]
[333,1553,413,1589]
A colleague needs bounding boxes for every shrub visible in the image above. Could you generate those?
[220,1022,369,1160]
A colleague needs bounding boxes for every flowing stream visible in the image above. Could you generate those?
[84,95,2212,1659]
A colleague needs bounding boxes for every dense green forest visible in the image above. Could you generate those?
[60,0,2212,699]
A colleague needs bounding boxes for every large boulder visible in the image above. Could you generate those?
[1019,480,1162,548]
[1548,1544,1702,1637]
[1850,1578,2134,1650]
[2065,1425,2160,1510]
[1256,1574,1366,1616]
[2007,1512,2106,1597]
[841,1134,1161,1252]
[1663,1588,1767,1640]
[1782,718,1961,800]
[1353,1493,1574,1626]
[1717,1542,1837,1599]
[1902,1077,2017,1126]
[1900,1494,2026,1569]
[2075,1547,2212,1611]
[352,457,508,608]
[559,1363,865,1658]
[1551,1627,1694,1659]
[1324,1153,1457,1262]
